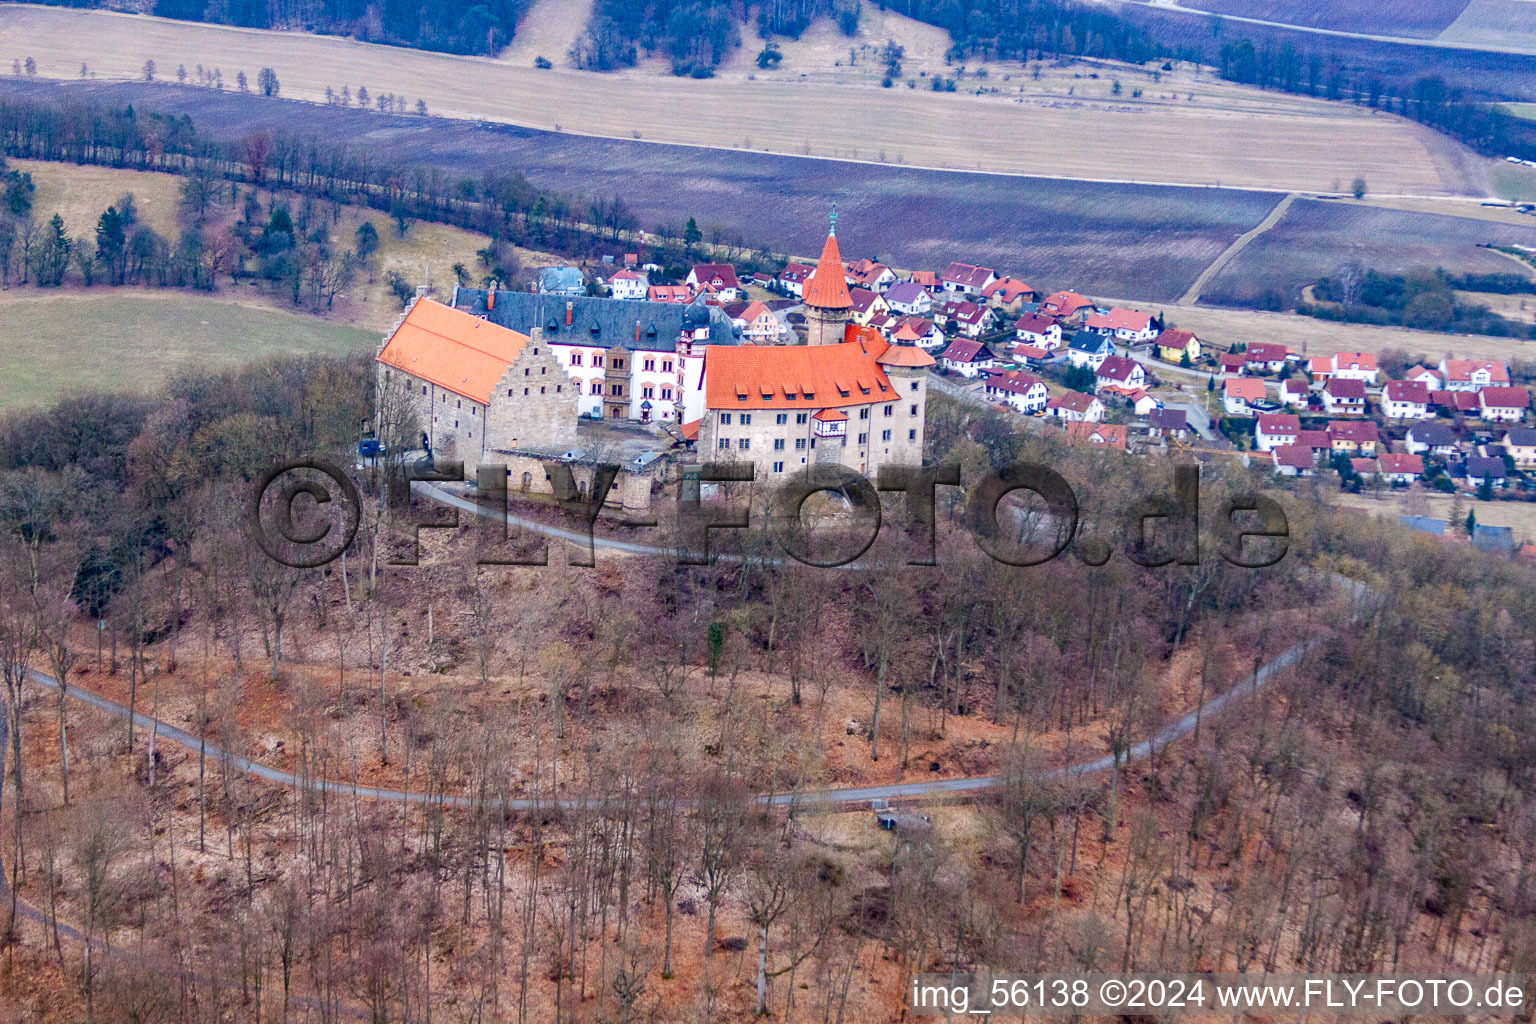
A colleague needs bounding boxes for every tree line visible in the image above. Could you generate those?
[1302,265,1536,339]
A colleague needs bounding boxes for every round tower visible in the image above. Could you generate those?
[803,207,853,346]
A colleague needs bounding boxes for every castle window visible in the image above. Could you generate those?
[422,385,427,394]
[591,382,602,395]
[773,439,784,451]
[776,413,787,425]
[644,359,655,372]
[740,414,752,425]
[796,412,808,424]
[721,413,732,425]
[557,385,562,392]
[541,367,546,375]
[661,387,672,400]
[859,409,869,420]
[718,438,730,449]
[739,438,750,450]
[910,404,917,415]
[795,438,806,450]
[508,390,513,397]
[884,404,893,416]
[594,355,604,368]
[911,382,919,391]
[540,386,545,394]
[858,433,867,443]
[882,430,891,441]
[571,353,582,366]
[524,388,530,396]
[662,359,673,372]
[773,461,784,473]
[642,386,654,399]
[909,429,917,440]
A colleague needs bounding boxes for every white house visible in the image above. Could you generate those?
[939,262,997,294]
[1478,386,1530,423]
[1082,308,1157,346]
[1322,352,1379,384]
[1067,333,1116,370]
[1406,365,1442,390]
[1014,313,1062,350]
[686,264,740,301]
[1377,452,1424,484]
[983,369,1049,413]
[939,338,997,378]
[1223,377,1266,416]
[884,281,933,316]
[608,269,648,301]
[1045,392,1104,423]
[1281,378,1310,408]
[1256,413,1301,452]
[1382,380,1430,420]
[1404,423,1458,459]
[1095,354,1146,392]
[1321,377,1367,415]
[1441,358,1509,392]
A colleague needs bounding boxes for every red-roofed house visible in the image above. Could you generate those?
[1223,377,1267,416]
[1432,389,1478,414]
[939,262,998,294]
[1319,352,1378,383]
[1327,419,1379,455]
[1040,290,1095,318]
[1383,380,1430,420]
[648,284,692,303]
[1378,452,1424,484]
[1046,392,1105,423]
[778,263,816,298]
[1095,354,1146,391]
[945,300,997,338]
[1256,413,1301,452]
[1322,377,1367,415]
[1066,422,1128,450]
[686,264,740,300]
[1281,377,1311,408]
[1155,328,1201,364]
[734,301,787,343]
[983,369,1049,413]
[981,276,1036,311]
[608,268,648,301]
[1082,308,1157,345]
[845,259,897,292]
[1407,365,1442,390]
[1218,352,1248,376]
[1479,386,1529,422]
[1440,358,1509,392]
[1271,445,1315,477]
[1244,342,1289,372]
[1014,313,1063,350]
[939,338,997,377]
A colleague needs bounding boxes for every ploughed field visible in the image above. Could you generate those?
[0,78,1285,302]
[1182,0,1470,38]
[1202,198,1536,306]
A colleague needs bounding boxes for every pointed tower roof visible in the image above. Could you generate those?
[803,211,852,310]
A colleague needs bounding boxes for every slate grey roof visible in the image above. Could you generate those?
[536,266,586,294]
[1069,333,1112,353]
[1399,515,1446,535]
[1473,524,1516,554]
[1409,423,1457,447]
[453,287,739,351]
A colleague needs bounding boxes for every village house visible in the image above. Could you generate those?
[1066,422,1128,450]
[1223,377,1266,416]
[1327,420,1380,456]
[1095,354,1146,392]
[1217,352,1248,376]
[1255,413,1301,452]
[1478,386,1529,423]
[733,301,788,343]
[608,268,648,300]
[1014,313,1063,349]
[1046,391,1105,423]
[848,288,889,326]
[1382,380,1431,420]
[1271,445,1315,477]
[939,338,998,377]
[1405,365,1442,390]
[1405,423,1460,460]
[1241,342,1287,373]
[884,281,933,316]
[845,259,897,292]
[1441,358,1509,392]
[686,264,741,301]
[1432,389,1479,415]
[939,262,998,294]
[779,263,815,298]
[647,284,692,303]
[891,316,946,351]
[910,270,941,290]
[981,276,1036,312]
[1067,333,1116,370]
[1294,429,1333,457]
[697,325,931,479]
[1505,426,1536,468]
[942,300,996,338]
[1281,378,1311,408]
[1106,387,1159,417]
[1465,455,1508,489]
[1146,408,1188,440]
[1312,352,1378,384]
[536,266,586,296]
[1154,328,1201,364]
[1083,308,1157,346]
[1377,452,1425,484]
[1040,290,1096,318]
[1321,377,1367,416]
[983,369,1049,413]
[1011,343,1060,369]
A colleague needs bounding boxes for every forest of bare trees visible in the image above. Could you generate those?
[0,356,1530,1022]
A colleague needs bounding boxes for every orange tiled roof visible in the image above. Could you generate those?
[376,298,529,405]
[876,344,936,368]
[804,232,853,309]
[703,332,893,410]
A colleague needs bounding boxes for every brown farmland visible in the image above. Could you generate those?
[0,2,1482,195]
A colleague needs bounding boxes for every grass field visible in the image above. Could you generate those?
[1334,490,1536,543]
[15,158,184,238]
[0,291,376,408]
[1189,0,1469,39]
[0,3,1479,194]
[1118,301,1536,365]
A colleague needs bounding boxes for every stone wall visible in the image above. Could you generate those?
[484,329,580,466]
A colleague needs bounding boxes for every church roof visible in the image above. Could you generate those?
[804,231,853,310]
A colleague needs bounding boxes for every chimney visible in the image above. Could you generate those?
[487,279,497,311]
[635,319,641,343]
[566,301,573,326]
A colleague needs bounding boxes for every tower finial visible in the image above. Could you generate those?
[829,202,837,236]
